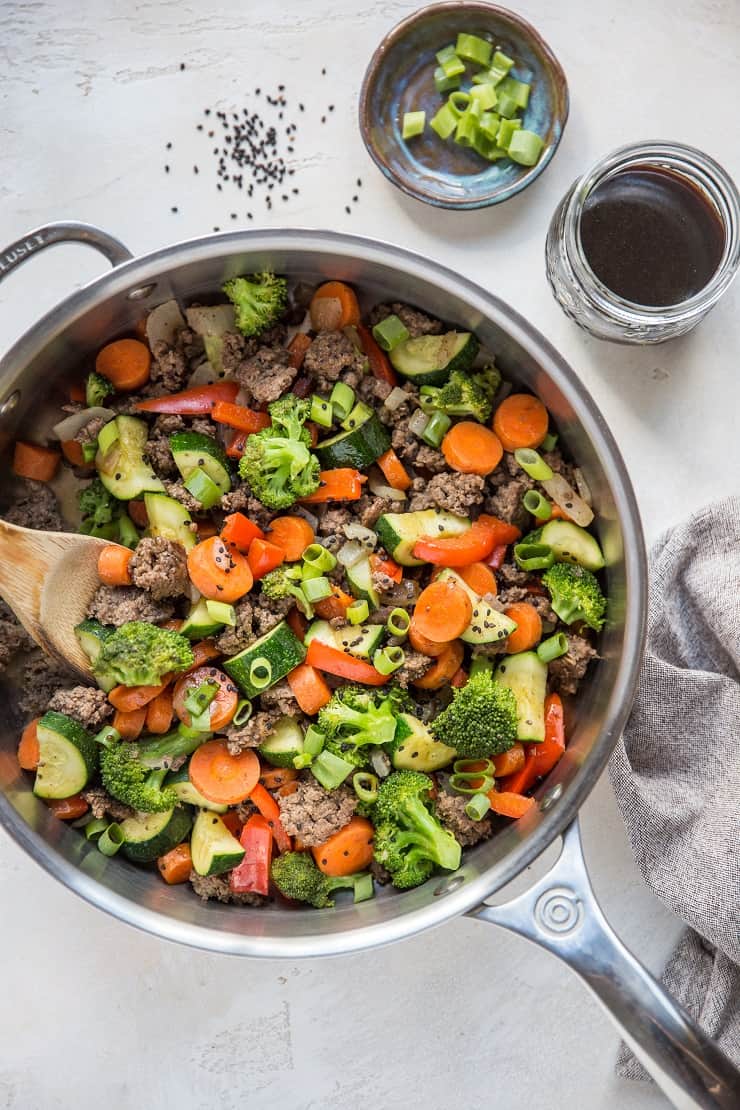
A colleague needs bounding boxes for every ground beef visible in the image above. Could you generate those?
[152,414,186,436]
[316,505,353,549]
[497,562,532,590]
[0,600,35,671]
[253,593,293,636]
[129,537,190,599]
[144,433,177,477]
[542,449,576,486]
[190,417,217,438]
[548,634,597,696]
[257,322,289,348]
[81,786,135,822]
[435,792,492,847]
[150,339,189,392]
[413,445,448,474]
[369,302,443,338]
[377,382,418,426]
[216,598,255,656]
[370,859,392,885]
[353,495,395,528]
[258,678,300,716]
[484,476,533,528]
[356,374,393,406]
[87,585,174,626]
[393,650,433,688]
[278,778,357,847]
[221,331,247,371]
[303,331,364,393]
[74,415,107,446]
[17,651,73,717]
[47,685,113,730]
[408,472,485,515]
[223,709,280,755]
[4,479,65,532]
[162,479,202,515]
[235,346,298,404]
[217,485,273,528]
[189,871,266,906]
[497,584,556,626]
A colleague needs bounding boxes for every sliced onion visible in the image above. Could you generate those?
[52,406,115,441]
[408,408,430,438]
[146,299,185,350]
[186,360,218,388]
[370,748,392,778]
[368,473,407,502]
[573,467,593,506]
[336,539,366,569]
[384,386,409,412]
[343,522,377,548]
[541,474,594,527]
[185,304,235,339]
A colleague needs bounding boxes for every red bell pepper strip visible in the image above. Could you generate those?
[502,693,566,796]
[135,381,239,414]
[299,468,366,503]
[357,324,398,386]
[247,537,285,580]
[369,552,403,583]
[221,512,265,552]
[249,783,292,854]
[211,401,271,433]
[487,791,536,819]
[413,516,521,567]
[450,667,468,688]
[225,431,248,459]
[305,639,389,685]
[229,815,273,896]
[486,543,509,570]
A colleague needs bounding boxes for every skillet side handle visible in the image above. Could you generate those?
[468,818,740,1110]
[0,223,133,285]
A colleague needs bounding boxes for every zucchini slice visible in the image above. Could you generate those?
[165,765,227,813]
[346,554,381,609]
[375,509,470,567]
[191,809,245,876]
[180,597,226,640]
[314,412,390,470]
[258,716,305,768]
[304,619,385,660]
[33,712,98,800]
[96,415,165,500]
[392,714,456,772]
[539,520,605,572]
[74,620,116,692]
[435,568,517,646]
[223,620,306,697]
[389,331,479,387]
[144,492,197,550]
[120,806,193,863]
[494,652,548,743]
[170,431,232,495]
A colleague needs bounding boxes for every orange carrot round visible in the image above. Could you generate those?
[46,794,89,820]
[309,281,361,331]
[173,666,238,731]
[108,682,166,713]
[376,447,412,491]
[61,440,86,467]
[412,640,465,690]
[187,536,253,602]
[312,816,374,876]
[492,743,526,778]
[185,639,222,671]
[313,584,355,622]
[95,338,151,391]
[260,766,299,791]
[503,602,542,654]
[441,421,503,476]
[145,686,175,735]
[457,561,498,597]
[157,842,192,884]
[412,580,472,642]
[12,441,61,482]
[189,740,260,805]
[112,706,147,740]
[408,622,452,658]
[493,394,548,452]
[268,515,315,561]
[97,544,133,587]
[17,718,40,771]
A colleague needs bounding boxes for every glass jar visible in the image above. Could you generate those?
[545,142,740,344]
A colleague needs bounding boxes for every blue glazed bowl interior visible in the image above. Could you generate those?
[360,3,569,209]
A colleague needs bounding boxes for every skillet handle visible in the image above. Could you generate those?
[468,817,740,1110]
[0,222,133,285]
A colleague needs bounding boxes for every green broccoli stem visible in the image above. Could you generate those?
[398,796,461,871]
[137,728,207,769]
[144,768,169,793]
[469,655,494,678]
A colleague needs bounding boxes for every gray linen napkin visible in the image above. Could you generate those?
[609,496,740,1079]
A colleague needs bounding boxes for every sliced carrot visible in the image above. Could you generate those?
[287,662,332,715]
[46,794,89,820]
[189,740,260,805]
[487,790,536,819]
[268,515,315,561]
[492,743,526,777]
[18,718,40,771]
[493,394,549,452]
[145,686,175,735]
[457,561,498,597]
[377,448,412,491]
[260,766,298,791]
[187,536,253,602]
[299,468,366,503]
[286,606,308,641]
[450,666,468,688]
[95,338,151,391]
[221,512,265,552]
[186,639,222,671]
[128,500,149,528]
[112,706,147,740]
[503,602,542,655]
[61,440,85,466]
[408,622,452,658]
[412,579,472,642]
[357,324,398,386]
[173,666,238,731]
[247,537,285,580]
[314,584,354,622]
[157,842,192,884]
[312,816,375,876]
[305,640,388,685]
[12,441,60,482]
[287,332,312,369]
[109,682,166,713]
[369,552,403,584]
[442,421,503,476]
[97,544,133,587]
[309,281,361,330]
[413,640,465,690]
[211,401,271,434]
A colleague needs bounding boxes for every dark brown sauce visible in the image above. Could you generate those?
[579,166,725,307]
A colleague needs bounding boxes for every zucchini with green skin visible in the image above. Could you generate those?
[120,806,193,863]
[345,555,381,609]
[258,716,305,768]
[169,431,232,495]
[180,598,226,640]
[314,411,390,470]
[191,809,245,876]
[304,619,385,660]
[375,509,470,567]
[538,520,605,572]
[165,765,227,812]
[223,620,306,697]
[494,651,548,743]
[33,712,98,800]
[74,620,116,692]
[96,415,165,500]
[390,332,479,387]
[144,492,196,551]
[435,568,517,646]
[392,713,456,772]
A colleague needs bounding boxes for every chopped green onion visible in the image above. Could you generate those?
[347,599,370,625]
[206,600,236,626]
[496,91,519,119]
[454,758,494,776]
[302,543,337,573]
[541,431,558,452]
[93,724,121,750]
[435,43,458,64]
[455,32,492,68]
[373,645,405,676]
[523,490,552,520]
[248,657,273,691]
[492,49,515,74]
[341,400,373,432]
[448,90,472,118]
[441,54,465,79]
[430,103,458,140]
[352,771,379,804]
[311,748,353,790]
[537,632,569,663]
[353,873,375,903]
[478,111,501,141]
[81,440,98,464]
[329,381,355,421]
[116,513,139,549]
[304,725,326,759]
[455,108,480,148]
[402,111,426,140]
[434,66,461,94]
[97,822,124,857]
[183,680,219,719]
[421,410,451,448]
[450,772,495,795]
[97,419,119,457]
[496,116,522,151]
[84,817,109,841]
[310,395,333,428]
[177,722,212,741]
[514,447,554,481]
[508,129,545,166]
[514,542,555,571]
[233,698,253,726]
[465,793,492,821]
[473,134,508,161]
[293,753,314,769]
[470,82,498,111]
[302,575,332,603]
[497,75,531,109]
[372,314,410,352]
[387,607,411,637]
[184,466,221,509]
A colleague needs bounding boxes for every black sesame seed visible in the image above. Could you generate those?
[345,205,350,213]
[352,194,358,202]
[357,177,362,187]
[164,165,170,173]
[171,206,178,213]
[166,141,172,149]
[179,62,185,70]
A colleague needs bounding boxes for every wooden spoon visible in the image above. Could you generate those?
[0,518,114,680]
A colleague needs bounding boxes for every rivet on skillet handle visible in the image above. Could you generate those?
[468,817,740,1110]
[0,222,133,285]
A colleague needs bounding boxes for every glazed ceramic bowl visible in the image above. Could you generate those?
[359,2,569,209]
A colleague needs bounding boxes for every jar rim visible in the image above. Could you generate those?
[563,141,740,326]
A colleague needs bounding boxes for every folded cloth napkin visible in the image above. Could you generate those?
[609,496,740,1080]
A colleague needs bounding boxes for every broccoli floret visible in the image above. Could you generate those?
[78,478,118,527]
[420,370,492,424]
[260,564,313,617]
[373,771,461,889]
[98,728,206,812]
[271,851,366,908]
[542,562,606,631]
[471,363,502,405]
[318,685,400,768]
[238,395,320,509]
[94,621,194,688]
[85,371,115,407]
[429,670,518,758]
[222,272,288,337]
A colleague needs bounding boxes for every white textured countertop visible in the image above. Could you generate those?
[2,2,738,1107]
